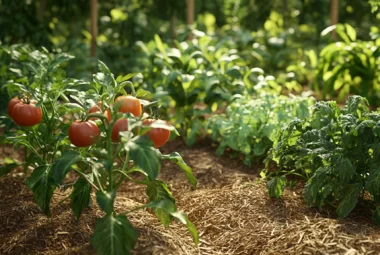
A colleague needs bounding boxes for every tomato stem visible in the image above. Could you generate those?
[73,168,100,191]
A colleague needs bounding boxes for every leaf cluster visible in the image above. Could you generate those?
[206,93,314,166]
[319,24,380,105]
[0,48,198,254]
[265,96,380,223]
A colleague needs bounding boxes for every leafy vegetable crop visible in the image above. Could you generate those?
[131,33,302,146]
[206,93,314,166]
[264,96,380,223]
[0,49,198,254]
[319,24,380,104]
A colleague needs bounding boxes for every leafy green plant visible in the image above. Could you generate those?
[206,93,314,166]
[264,96,380,223]
[130,32,307,146]
[319,24,380,104]
[0,49,198,254]
[132,33,254,145]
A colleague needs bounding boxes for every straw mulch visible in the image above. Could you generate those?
[1,140,380,254]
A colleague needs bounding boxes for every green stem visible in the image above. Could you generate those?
[73,168,100,191]
[93,169,105,192]
[119,81,136,96]
[113,170,146,187]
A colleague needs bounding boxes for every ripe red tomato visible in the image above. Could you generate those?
[143,119,171,148]
[115,95,142,117]
[111,118,129,142]
[11,100,43,126]
[88,101,111,121]
[8,97,21,118]
[69,120,100,147]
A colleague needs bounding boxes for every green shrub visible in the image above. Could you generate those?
[264,96,380,223]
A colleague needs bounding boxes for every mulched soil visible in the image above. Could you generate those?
[1,138,380,255]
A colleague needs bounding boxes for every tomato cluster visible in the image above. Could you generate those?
[68,95,171,148]
[8,97,43,126]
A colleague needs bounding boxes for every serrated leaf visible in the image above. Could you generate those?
[336,183,362,219]
[96,191,116,214]
[267,176,286,198]
[145,199,199,245]
[146,179,174,202]
[26,165,56,216]
[91,214,138,255]
[125,136,161,180]
[145,179,175,226]
[161,152,197,189]
[304,166,329,206]
[334,158,355,184]
[52,150,81,185]
[70,175,92,219]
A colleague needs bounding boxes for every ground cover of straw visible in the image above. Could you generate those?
[1,139,380,255]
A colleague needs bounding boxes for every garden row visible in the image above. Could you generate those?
[0,22,379,254]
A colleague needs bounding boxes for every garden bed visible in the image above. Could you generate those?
[1,139,380,254]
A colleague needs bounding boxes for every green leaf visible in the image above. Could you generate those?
[0,163,20,177]
[135,89,153,98]
[336,24,351,44]
[171,211,199,245]
[145,199,199,245]
[253,139,270,156]
[70,175,92,219]
[336,183,362,219]
[185,119,203,146]
[145,179,175,226]
[96,60,117,95]
[26,165,56,216]
[345,24,356,41]
[96,191,116,214]
[146,179,175,202]
[343,96,369,116]
[116,73,136,83]
[154,34,168,60]
[372,206,380,225]
[365,168,380,203]
[225,67,242,79]
[267,176,286,198]
[52,150,81,185]
[48,53,74,71]
[333,158,355,184]
[91,214,138,255]
[125,136,161,180]
[304,167,329,207]
[161,152,197,189]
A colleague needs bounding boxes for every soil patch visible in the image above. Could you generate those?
[1,139,380,254]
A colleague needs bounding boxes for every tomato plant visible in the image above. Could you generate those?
[0,53,198,255]
[206,93,314,166]
[143,119,171,148]
[111,118,128,142]
[7,97,21,118]
[68,120,100,147]
[88,101,112,121]
[115,95,142,117]
[10,99,43,127]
